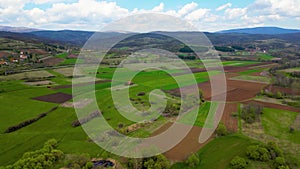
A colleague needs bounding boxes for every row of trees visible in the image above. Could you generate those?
[127,154,171,169]
[230,142,289,169]
[2,139,64,169]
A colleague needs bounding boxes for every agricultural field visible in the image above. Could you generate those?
[0,43,300,168]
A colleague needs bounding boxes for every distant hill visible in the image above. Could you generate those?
[217,27,300,35]
[28,30,94,46]
[0,25,40,33]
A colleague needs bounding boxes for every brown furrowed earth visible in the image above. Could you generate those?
[42,57,64,66]
[221,103,238,132]
[172,62,273,76]
[151,122,212,161]
[242,100,300,113]
[168,74,267,102]
[32,92,72,103]
[150,102,238,161]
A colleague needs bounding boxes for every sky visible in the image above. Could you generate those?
[0,0,299,32]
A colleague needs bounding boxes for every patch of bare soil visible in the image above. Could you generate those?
[151,122,212,161]
[32,92,72,103]
[61,98,92,108]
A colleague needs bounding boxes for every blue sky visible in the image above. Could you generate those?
[0,0,299,32]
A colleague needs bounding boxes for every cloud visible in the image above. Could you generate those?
[152,3,164,12]
[216,3,232,11]
[248,0,300,17]
[0,0,299,32]
[178,2,198,16]
[225,8,247,19]
[184,8,210,21]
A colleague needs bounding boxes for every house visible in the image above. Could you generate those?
[10,58,18,63]
[0,61,8,65]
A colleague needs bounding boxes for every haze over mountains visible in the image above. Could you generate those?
[1,25,300,34]
[0,25,300,47]
[217,27,300,35]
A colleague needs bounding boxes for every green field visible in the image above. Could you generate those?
[222,61,260,67]
[0,59,299,168]
[172,135,258,169]
[231,75,270,83]
[261,108,300,144]
[258,53,274,60]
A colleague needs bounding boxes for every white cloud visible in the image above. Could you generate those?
[225,8,247,19]
[216,3,232,11]
[152,3,164,12]
[0,0,299,32]
[178,2,198,16]
[184,8,210,21]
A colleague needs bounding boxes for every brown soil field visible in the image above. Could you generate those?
[28,49,49,55]
[168,75,267,102]
[43,57,64,66]
[32,92,72,103]
[0,51,12,58]
[221,103,238,132]
[52,79,111,90]
[242,100,300,113]
[151,122,212,161]
[265,85,300,95]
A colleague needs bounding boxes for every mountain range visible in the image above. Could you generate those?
[0,25,300,47]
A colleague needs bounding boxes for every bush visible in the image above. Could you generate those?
[241,104,263,123]
[230,156,248,169]
[246,145,270,161]
[143,154,170,169]
[3,139,64,169]
[185,153,200,168]
[216,122,228,136]
[273,157,290,169]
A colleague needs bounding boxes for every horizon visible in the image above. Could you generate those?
[1,0,299,32]
[1,25,300,33]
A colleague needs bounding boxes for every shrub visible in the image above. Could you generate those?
[273,157,290,169]
[246,145,271,161]
[241,104,263,123]
[185,153,200,168]
[216,122,228,136]
[143,154,170,169]
[230,156,248,169]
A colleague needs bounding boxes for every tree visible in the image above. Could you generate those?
[216,122,228,136]
[185,153,200,168]
[143,154,170,169]
[273,157,289,169]
[230,156,248,169]
[246,145,271,162]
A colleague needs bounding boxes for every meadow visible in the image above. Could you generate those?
[0,59,299,168]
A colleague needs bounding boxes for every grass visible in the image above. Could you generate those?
[0,70,54,81]
[231,75,270,83]
[238,69,266,75]
[55,52,68,58]
[52,67,77,77]
[58,58,84,66]
[179,102,218,127]
[261,108,300,144]
[0,107,110,166]
[222,61,260,67]
[171,134,259,169]
[280,67,300,73]
[0,80,31,92]
[258,53,274,61]
[0,87,57,133]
